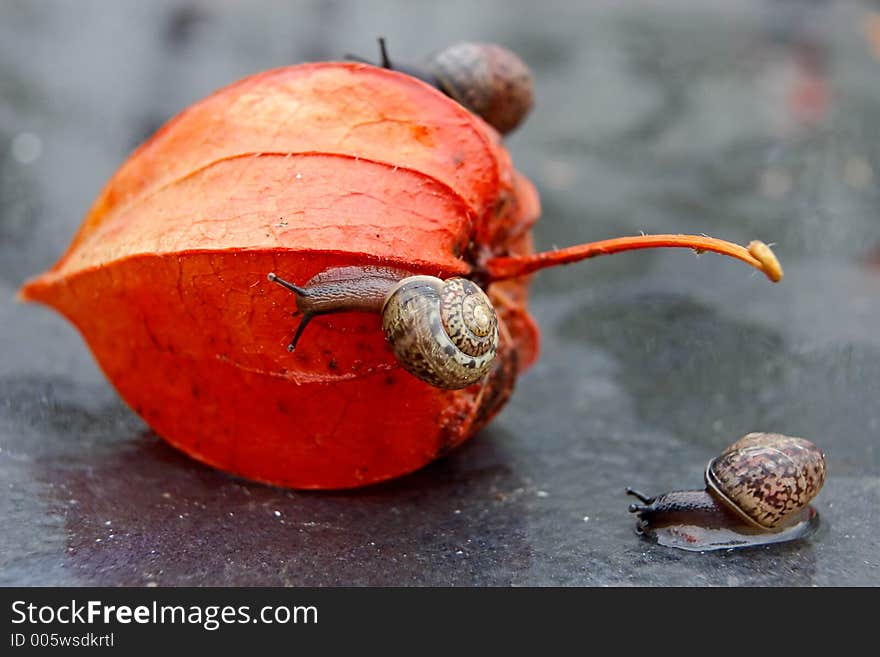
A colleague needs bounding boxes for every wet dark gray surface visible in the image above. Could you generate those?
[2,0,878,585]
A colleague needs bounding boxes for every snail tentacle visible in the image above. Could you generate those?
[625,488,655,505]
[267,272,308,297]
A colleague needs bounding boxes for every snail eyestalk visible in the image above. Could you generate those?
[342,37,390,66]
[377,36,391,68]
[625,488,654,505]
[267,272,308,297]
[285,315,314,352]
[343,37,395,71]
[485,235,783,283]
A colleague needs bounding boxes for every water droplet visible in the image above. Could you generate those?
[11,132,42,164]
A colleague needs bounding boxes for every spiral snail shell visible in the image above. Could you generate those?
[382,276,498,389]
[352,39,534,135]
[627,433,826,551]
[267,267,498,389]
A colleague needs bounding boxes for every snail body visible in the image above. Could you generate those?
[267,267,499,389]
[627,433,826,551]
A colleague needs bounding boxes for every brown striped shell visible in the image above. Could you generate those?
[428,42,534,135]
[705,433,826,530]
[381,276,498,389]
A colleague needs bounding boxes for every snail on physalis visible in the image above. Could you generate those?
[348,38,534,134]
[267,267,497,389]
[626,433,827,551]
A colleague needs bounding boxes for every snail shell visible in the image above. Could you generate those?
[382,276,498,389]
[428,42,534,135]
[706,433,827,529]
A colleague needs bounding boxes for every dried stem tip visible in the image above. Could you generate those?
[747,240,783,282]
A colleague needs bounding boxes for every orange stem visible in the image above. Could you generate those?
[485,235,783,283]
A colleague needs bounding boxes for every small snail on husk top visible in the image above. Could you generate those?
[267,267,498,389]
[348,38,534,134]
[627,433,826,552]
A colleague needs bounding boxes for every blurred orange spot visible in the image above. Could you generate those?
[863,13,880,59]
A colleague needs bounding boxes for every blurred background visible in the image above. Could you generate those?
[1,0,878,585]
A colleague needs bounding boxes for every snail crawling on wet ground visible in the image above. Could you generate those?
[627,433,827,551]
